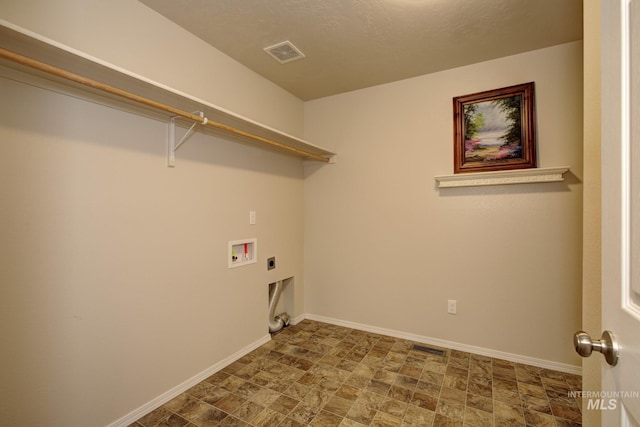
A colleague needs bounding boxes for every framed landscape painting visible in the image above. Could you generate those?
[453,82,537,173]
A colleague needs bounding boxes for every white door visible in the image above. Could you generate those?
[600,0,640,424]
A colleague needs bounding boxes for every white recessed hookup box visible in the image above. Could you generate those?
[228,238,257,268]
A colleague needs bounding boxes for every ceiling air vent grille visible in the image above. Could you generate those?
[263,41,305,64]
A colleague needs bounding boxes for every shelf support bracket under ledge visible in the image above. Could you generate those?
[167,111,206,167]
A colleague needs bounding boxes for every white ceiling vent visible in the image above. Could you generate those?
[263,41,305,64]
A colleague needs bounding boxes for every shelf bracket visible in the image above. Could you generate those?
[167,111,206,167]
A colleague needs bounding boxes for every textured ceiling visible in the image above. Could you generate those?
[138,0,583,101]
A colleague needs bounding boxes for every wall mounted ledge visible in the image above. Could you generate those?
[435,166,571,188]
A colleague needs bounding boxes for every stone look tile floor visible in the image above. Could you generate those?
[130,320,582,426]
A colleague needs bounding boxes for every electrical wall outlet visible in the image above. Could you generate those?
[448,300,457,314]
[267,256,276,270]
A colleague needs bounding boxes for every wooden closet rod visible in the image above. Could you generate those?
[0,47,330,163]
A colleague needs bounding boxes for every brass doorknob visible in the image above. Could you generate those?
[574,330,619,366]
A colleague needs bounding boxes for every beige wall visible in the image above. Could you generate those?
[0,1,306,426]
[582,1,601,425]
[304,41,584,368]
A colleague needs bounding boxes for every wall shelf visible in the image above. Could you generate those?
[435,166,571,188]
[0,21,336,164]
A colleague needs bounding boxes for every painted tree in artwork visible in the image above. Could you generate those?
[463,103,485,141]
[492,95,522,144]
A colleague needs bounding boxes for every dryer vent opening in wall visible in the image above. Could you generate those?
[413,345,446,356]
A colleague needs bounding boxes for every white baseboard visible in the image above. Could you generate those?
[290,313,306,326]
[107,333,272,427]
[304,313,582,376]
